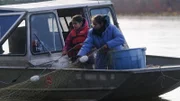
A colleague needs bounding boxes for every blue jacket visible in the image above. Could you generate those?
[78,24,125,55]
[78,17,125,69]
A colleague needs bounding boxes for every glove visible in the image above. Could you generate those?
[79,55,89,63]
[99,44,109,53]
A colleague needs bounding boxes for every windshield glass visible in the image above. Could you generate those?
[0,14,21,40]
[90,8,114,25]
[30,13,63,54]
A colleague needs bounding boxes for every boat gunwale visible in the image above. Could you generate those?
[1,65,180,74]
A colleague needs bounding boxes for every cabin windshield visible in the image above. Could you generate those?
[0,20,27,55]
[0,12,26,55]
[0,10,15,13]
[0,13,22,41]
[30,13,63,54]
[90,8,114,25]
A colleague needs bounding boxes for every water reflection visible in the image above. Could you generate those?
[0,97,172,101]
[117,97,170,101]
[0,97,171,101]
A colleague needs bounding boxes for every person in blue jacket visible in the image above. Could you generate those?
[77,14,126,69]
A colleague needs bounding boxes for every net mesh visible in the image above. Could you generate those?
[0,63,83,101]
[0,47,103,101]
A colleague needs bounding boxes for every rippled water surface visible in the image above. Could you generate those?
[118,15,180,101]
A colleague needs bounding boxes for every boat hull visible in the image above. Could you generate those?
[100,67,180,100]
[0,67,180,100]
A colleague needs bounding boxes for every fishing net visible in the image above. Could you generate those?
[0,46,109,101]
[0,51,97,101]
[0,70,63,100]
[0,62,84,101]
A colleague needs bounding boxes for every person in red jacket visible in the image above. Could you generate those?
[62,15,89,62]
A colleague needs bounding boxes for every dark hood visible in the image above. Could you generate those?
[93,15,110,36]
[103,15,110,27]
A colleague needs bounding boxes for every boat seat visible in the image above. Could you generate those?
[8,27,26,54]
[62,32,69,41]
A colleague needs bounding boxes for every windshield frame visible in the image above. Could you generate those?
[0,12,26,45]
[29,12,63,55]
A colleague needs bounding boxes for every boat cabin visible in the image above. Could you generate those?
[0,0,121,68]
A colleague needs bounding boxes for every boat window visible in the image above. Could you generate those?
[0,14,21,41]
[59,16,72,39]
[48,18,58,32]
[59,17,69,32]
[66,16,72,26]
[90,8,114,25]
[0,20,27,55]
[57,8,84,40]
[59,16,72,32]
[0,10,15,13]
[30,13,63,54]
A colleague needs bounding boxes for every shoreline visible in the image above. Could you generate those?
[117,11,180,17]
[111,0,180,14]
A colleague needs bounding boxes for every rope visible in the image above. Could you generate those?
[0,43,83,85]
[32,43,83,67]
[159,66,180,81]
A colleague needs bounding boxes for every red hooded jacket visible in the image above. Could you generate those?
[63,19,89,58]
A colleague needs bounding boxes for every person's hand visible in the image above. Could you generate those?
[62,50,67,56]
[102,44,108,49]
[99,44,108,53]
[79,55,89,63]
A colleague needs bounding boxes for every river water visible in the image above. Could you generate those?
[118,15,180,58]
[117,15,180,101]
